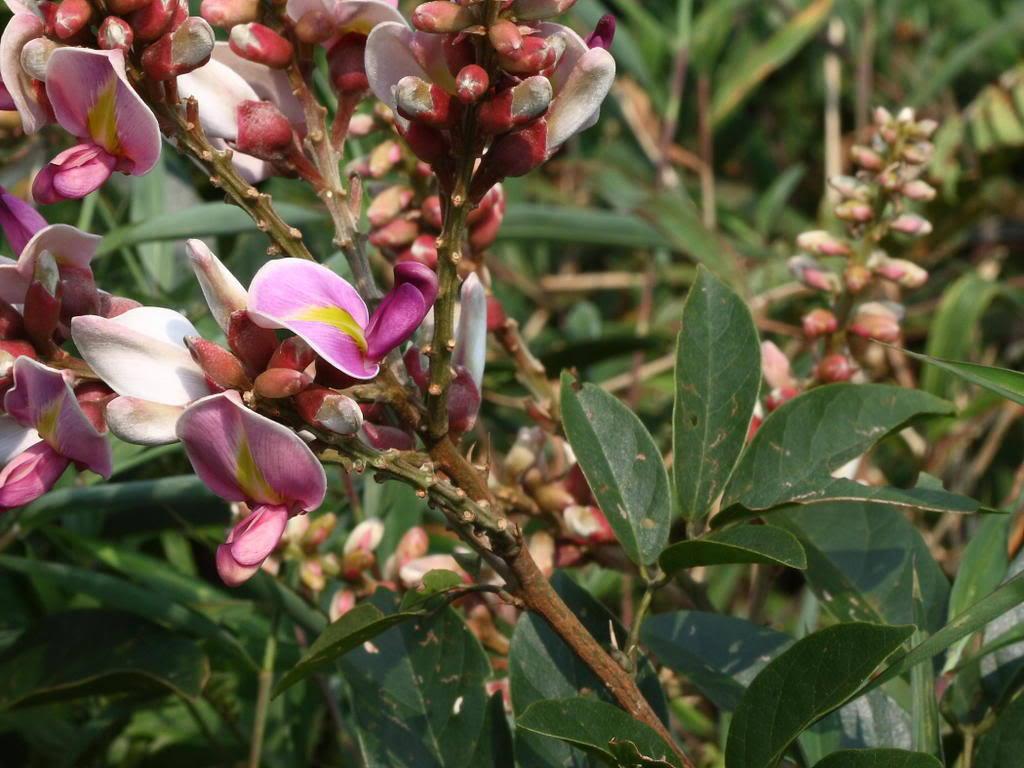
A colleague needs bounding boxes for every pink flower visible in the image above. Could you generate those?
[0,2,51,134]
[32,48,160,203]
[248,259,437,379]
[0,357,112,511]
[0,186,47,257]
[0,217,100,310]
[176,390,327,586]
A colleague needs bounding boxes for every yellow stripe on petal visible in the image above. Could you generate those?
[37,399,62,447]
[86,79,122,156]
[236,434,280,503]
[293,306,368,353]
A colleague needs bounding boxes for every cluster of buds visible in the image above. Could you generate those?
[787,107,939,385]
[365,0,615,202]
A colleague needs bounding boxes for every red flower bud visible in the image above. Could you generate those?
[399,123,450,169]
[141,17,215,81]
[185,337,252,391]
[129,0,177,43]
[200,0,258,28]
[850,144,883,170]
[294,9,333,44]
[488,19,523,55]
[412,1,477,33]
[327,33,368,93]
[448,366,481,434]
[456,64,489,104]
[98,16,135,51]
[764,386,799,412]
[486,295,506,332]
[98,293,143,318]
[469,202,503,250]
[235,100,294,160]
[254,367,313,398]
[368,217,419,249]
[801,308,838,338]
[367,185,414,227]
[268,336,315,371]
[498,34,564,75]
[478,76,552,133]
[400,234,438,268]
[23,267,61,353]
[227,309,278,375]
[817,354,855,383]
[54,0,93,41]
[395,76,453,127]
[230,23,294,69]
[107,0,152,15]
[361,422,414,451]
[421,195,443,229]
[294,386,363,435]
[469,120,547,201]
[0,299,25,340]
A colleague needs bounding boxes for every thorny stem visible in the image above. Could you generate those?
[493,317,558,422]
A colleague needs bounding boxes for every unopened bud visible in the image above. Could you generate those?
[254,367,312,398]
[361,422,414,451]
[850,144,883,171]
[401,235,438,268]
[327,33,368,93]
[412,1,477,32]
[828,175,870,201]
[764,386,799,412]
[896,106,915,124]
[901,179,936,201]
[54,0,93,40]
[107,0,151,14]
[564,504,615,544]
[901,142,933,165]
[294,386,363,435]
[368,137,403,176]
[268,336,315,371]
[760,340,795,391]
[329,588,356,621]
[128,0,177,43]
[849,301,903,343]
[486,295,507,333]
[0,299,24,340]
[499,33,564,75]
[796,229,850,256]
[873,106,893,126]
[399,554,465,590]
[912,119,938,139]
[534,481,576,514]
[344,518,384,555]
[817,353,854,383]
[98,292,143,318]
[341,548,375,581]
[230,23,293,69]
[227,309,278,374]
[141,17,215,80]
[801,308,838,338]
[789,255,841,293]
[236,100,293,160]
[478,76,552,133]
[294,9,332,44]
[98,17,135,51]
[186,239,247,333]
[186,337,252,390]
[455,64,489,104]
[395,76,452,127]
[23,279,61,353]
[844,264,872,294]
[421,195,443,229]
[469,120,548,202]
[469,203,503,250]
[448,366,481,434]
[200,0,259,28]
[834,200,873,222]
[390,526,428,574]
[512,0,577,21]
[868,252,928,288]
[367,185,414,227]
[20,38,59,82]
[890,213,932,236]
[300,559,326,592]
[369,217,418,249]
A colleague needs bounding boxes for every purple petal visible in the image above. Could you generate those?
[227,503,289,566]
[0,442,70,510]
[248,258,377,379]
[585,14,616,50]
[216,543,262,586]
[33,143,116,204]
[176,391,326,510]
[363,262,437,362]
[0,80,14,111]
[3,357,112,477]
[0,186,46,256]
[0,12,49,134]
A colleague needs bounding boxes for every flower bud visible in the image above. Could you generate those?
[300,558,326,592]
[764,386,799,412]
[344,518,384,555]
[20,38,59,82]
[499,33,564,75]
[564,504,615,544]
[227,309,278,374]
[399,554,466,590]
[469,120,548,202]
[873,106,893,126]
[58,264,99,322]
[294,386,363,435]
[421,195,443,229]
[817,353,854,383]
[341,548,375,581]
[98,292,143,318]
[367,185,414,227]
[469,202,503,250]
[200,0,259,28]
[108,0,152,14]
[412,1,477,33]
[844,264,871,293]
[185,337,252,390]
[834,200,873,222]
[54,0,93,41]
[399,125,449,169]
[230,23,294,69]
[401,235,438,268]
[327,33,368,93]
[896,106,915,124]
[368,217,418,249]
[329,588,356,621]
[368,137,403,176]
[828,175,870,201]
[585,13,615,49]
[141,17,216,80]
[760,340,795,391]
[901,179,936,201]
[186,239,247,333]
[361,422,414,451]
[911,119,938,139]
[455,64,489,104]
[386,526,428,579]
[129,0,177,43]
[796,230,850,256]
[254,367,312,398]
[801,308,838,338]
[294,9,333,44]
[478,76,552,133]
[24,253,60,352]
[268,336,315,371]
[901,142,933,165]
[236,100,293,160]
[486,295,507,332]
[395,76,453,127]
[868,252,928,288]
[98,17,135,51]
[789,256,841,293]
[448,367,481,434]
[890,213,932,237]
[512,0,577,20]
[850,144,883,170]
[0,299,24,340]
[848,301,903,343]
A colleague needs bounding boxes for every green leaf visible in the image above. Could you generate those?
[339,600,492,768]
[517,698,683,768]
[725,622,914,768]
[398,569,465,612]
[129,157,181,291]
[0,609,208,708]
[672,266,761,521]
[97,202,326,255]
[711,0,833,126]
[811,750,942,768]
[718,384,972,525]
[909,573,942,759]
[560,372,671,565]
[659,525,806,574]
[775,502,950,633]
[975,691,1024,768]
[501,203,673,250]
[904,350,1024,407]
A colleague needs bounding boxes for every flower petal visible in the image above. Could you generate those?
[0,415,41,464]
[544,46,615,152]
[176,391,326,509]
[248,258,376,379]
[33,143,116,204]
[453,272,486,392]
[216,543,262,586]
[228,503,289,565]
[0,441,69,510]
[177,52,259,141]
[0,186,46,256]
[363,261,436,362]
[0,12,49,134]
[365,22,453,114]
[17,222,100,282]
[331,0,406,34]
[105,397,184,445]
[210,43,305,129]
[538,22,587,94]
[186,239,248,333]
[71,307,208,406]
